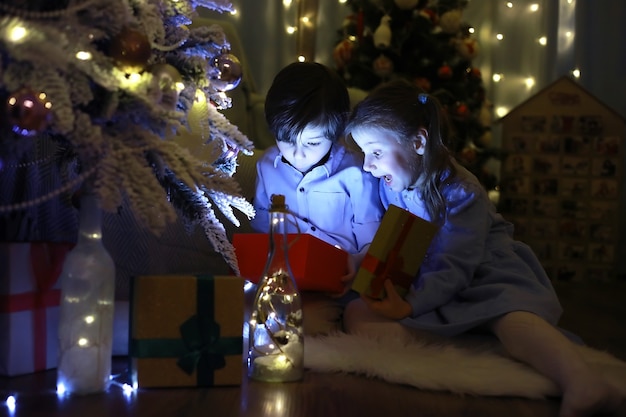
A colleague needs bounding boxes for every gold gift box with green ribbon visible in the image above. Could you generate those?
[352,205,438,299]
[130,274,243,387]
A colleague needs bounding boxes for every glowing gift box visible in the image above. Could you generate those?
[233,233,348,293]
[352,205,438,299]
[129,274,243,387]
[0,242,74,376]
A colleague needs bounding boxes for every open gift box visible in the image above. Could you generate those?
[233,233,348,293]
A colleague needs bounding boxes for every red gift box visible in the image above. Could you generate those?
[0,242,74,376]
[233,233,348,293]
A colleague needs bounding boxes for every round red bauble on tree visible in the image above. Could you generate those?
[109,27,152,72]
[6,88,52,136]
[455,102,470,119]
[413,77,431,92]
[333,38,355,71]
[373,54,394,79]
[437,64,453,79]
[210,52,242,92]
[467,67,482,79]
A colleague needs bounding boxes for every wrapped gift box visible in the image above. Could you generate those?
[352,205,438,299]
[0,242,74,376]
[233,233,348,293]
[130,274,244,388]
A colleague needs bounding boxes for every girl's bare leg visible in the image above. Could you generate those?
[491,311,624,417]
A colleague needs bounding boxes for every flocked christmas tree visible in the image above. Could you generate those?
[0,0,255,273]
[333,0,503,190]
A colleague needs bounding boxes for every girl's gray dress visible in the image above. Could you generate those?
[380,164,563,337]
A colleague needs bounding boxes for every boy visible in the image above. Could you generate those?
[250,62,383,333]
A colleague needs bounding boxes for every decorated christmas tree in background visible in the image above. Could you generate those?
[333,0,502,190]
[0,0,254,272]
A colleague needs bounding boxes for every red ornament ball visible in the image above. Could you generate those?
[413,77,431,92]
[109,27,152,72]
[437,64,453,79]
[6,88,52,136]
[333,38,355,70]
[468,67,482,79]
[373,54,394,78]
[455,102,470,118]
[210,53,243,92]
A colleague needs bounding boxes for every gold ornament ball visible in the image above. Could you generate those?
[210,53,243,92]
[109,27,152,72]
[6,88,52,136]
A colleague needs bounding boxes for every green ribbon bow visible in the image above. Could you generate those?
[131,275,242,386]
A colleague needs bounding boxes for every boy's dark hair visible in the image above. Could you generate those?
[264,62,350,144]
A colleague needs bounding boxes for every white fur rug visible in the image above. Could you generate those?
[304,332,626,399]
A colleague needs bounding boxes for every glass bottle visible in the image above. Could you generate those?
[248,194,304,382]
[56,188,115,395]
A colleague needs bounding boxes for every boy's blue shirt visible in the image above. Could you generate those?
[251,143,384,254]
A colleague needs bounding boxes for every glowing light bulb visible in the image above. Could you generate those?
[525,77,535,89]
[529,3,539,12]
[56,383,67,397]
[9,26,27,42]
[496,33,504,41]
[506,2,513,8]
[286,26,297,34]
[492,73,503,82]
[76,51,92,60]
[538,36,547,46]
[84,315,95,324]
[496,106,509,118]
[297,55,306,62]
[5,396,16,413]
[78,338,88,347]
[572,68,581,78]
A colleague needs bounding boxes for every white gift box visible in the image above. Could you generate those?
[0,242,73,376]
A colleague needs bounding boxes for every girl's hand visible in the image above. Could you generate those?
[363,279,412,320]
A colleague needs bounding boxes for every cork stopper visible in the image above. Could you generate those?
[270,194,287,211]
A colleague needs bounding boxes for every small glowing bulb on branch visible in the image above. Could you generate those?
[78,338,89,347]
[84,315,95,324]
[297,55,306,62]
[492,73,503,82]
[75,51,92,60]
[572,68,581,78]
[538,36,547,46]
[9,26,27,42]
[286,26,297,35]
[525,77,535,89]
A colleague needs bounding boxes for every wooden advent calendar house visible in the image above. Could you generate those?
[498,76,625,282]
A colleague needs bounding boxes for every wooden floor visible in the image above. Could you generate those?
[1,281,625,417]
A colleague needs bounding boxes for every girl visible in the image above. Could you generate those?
[343,79,624,417]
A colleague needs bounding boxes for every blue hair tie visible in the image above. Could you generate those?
[418,93,428,104]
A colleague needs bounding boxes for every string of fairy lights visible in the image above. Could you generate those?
[269,0,580,120]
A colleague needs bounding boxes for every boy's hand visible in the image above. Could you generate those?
[362,279,412,320]
[330,255,357,298]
